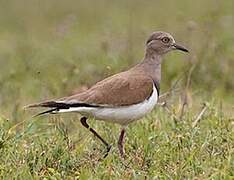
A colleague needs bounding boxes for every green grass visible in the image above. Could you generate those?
[0,103,233,179]
[0,0,233,179]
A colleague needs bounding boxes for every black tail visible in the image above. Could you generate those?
[33,108,59,117]
[25,101,100,117]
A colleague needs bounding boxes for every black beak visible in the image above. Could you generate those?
[173,43,189,53]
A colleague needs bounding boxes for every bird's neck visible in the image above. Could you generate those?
[138,49,162,90]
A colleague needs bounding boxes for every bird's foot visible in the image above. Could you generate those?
[103,144,112,158]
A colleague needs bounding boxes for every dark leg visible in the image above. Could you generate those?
[118,128,126,158]
[80,117,111,158]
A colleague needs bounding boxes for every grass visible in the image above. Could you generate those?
[0,102,233,179]
[0,0,233,179]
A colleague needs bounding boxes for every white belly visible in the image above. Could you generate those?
[58,85,158,125]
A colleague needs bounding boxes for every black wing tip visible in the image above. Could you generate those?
[23,101,60,110]
[25,101,101,118]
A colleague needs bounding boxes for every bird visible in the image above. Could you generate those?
[25,31,189,158]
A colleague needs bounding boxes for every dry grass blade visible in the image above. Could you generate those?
[192,102,209,128]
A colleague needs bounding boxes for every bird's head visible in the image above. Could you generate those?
[146,31,189,55]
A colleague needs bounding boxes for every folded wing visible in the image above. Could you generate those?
[26,71,154,116]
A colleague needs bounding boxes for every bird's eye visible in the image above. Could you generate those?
[161,37,170,43]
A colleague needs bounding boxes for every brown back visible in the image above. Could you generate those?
[62,69,154,106]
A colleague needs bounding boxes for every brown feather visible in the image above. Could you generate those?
[59,68,154,107]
